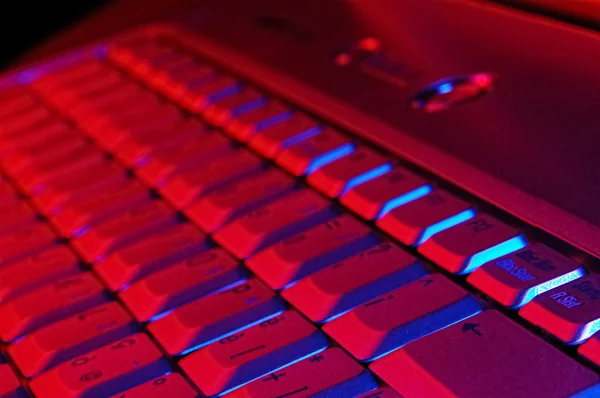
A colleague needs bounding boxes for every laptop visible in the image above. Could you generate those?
[0,0,599,396]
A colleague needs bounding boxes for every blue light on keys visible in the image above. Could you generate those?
[281,126,323,149]
[377,185,433,219]
[341,163,393,195]
[437,82,454,94]
[463,235,528,275]
[306,143,355,174]
[254,111,294,132]
[415,209,476,246]
[518,267,585,309]
[207,84,243,104]
[230,97,267,118]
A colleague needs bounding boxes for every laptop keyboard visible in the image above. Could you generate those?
[0,25,598,397]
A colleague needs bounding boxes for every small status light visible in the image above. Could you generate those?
[359,37,381,52]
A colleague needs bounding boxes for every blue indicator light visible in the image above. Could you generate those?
[415,209,477,246]
[341,163,393,195]
[517,267,585,309]
[437,82,454,94]
[463,235,528,275]
[376,185,433,219]
[281,126,323,149]
[306,143,355,174]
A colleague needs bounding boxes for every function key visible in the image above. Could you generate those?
[418,214,527,275]
[370,311,600,397]
[182,75,242,112]
[468,243,585,308]
[226,348,377,398]
[148,278,285,355]
[282,242,427,323]
[376,189,475,245]
[307,147,392,198]
[341,166,432,220]
[119,248,246,322]
[248,113,322,159]
[324,274,481,361]
[226,101,293,142]
[203,88,267,126]
[180,310,328,396]
[520,274,600,345]
[276,128,354,176]
[29,333,171,398]
[246,215,381,290]
[109,373,197,398]
[8,302,136,377]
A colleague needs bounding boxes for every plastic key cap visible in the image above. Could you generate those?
[324,274,481,361]
[226,101,293,142]
[119,248,246,322]
[468,243,586,308]
[0,181,16,208]
[519,274,600,344]
[8,302,137,377]
[358,387,403,398]
[249,113,322,159]
[370,310,600,398]
[276,128,355,176]
[0,201,37,233]
[579,333,600,367]
[0,245,79,303]
[307,147,391,198]
[182,75,242,111]
[29,333,171,398]
[226,348,377,398]
[109,374,197,398]
[95,223,209,291]
[246,215,381,290]
[0,222,57,267]
[215,189,336,259]
[0,363,25,398]
[159,149,264,208]
[282,242,428,323]
[71,200,177,262]
[180,310,328,397]
[376,189,474,245]
[203,88,266,126]
[418,214,527,275]
[185,169,296,233]
[148,278,285,355]
[0,273,108,341]
[135,133,233,187]
[340,166,432,220]
[50,180,151,237]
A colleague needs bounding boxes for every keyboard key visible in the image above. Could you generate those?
[282,242,428,323]
[468,243,586,308]
[0,363,25,398]
[69,84,148,120]
[114,118,210,167]
[32,61,108,92]
[95,223,209,291]
[119,248,246,322]
[247,215,380,290]
[358,387,403,398]
[325,274,481,361]
[370,310,600,398]
[307,147,391,198]
[0,273,107,341]
[248,113,322,159]
[418,214,527,274]
[71,200,177,262]
[148,278,285,355]
[520,274,600,344]
[203,88,266,126]
[214,189,336,259]
[8,302,137,377]
[0,87,36,120]
[109,373,197,398]
[78,92,163,131]
[185,169,296,233]
[136,133,233,187]
[341,166,432,220]
[0,106,54,139]
[180,310,328,396]
[0,222,57,267]
[276,128,355,176]
[0,180,16,208]
[579,333,600,368]
[226,348,377,398]
[226,101,293,142]
[29,333,171,398]
[182,75,242,111]
[158,62,216,100]
[0,201,37,233]
[50,180,151,237]
[0,246,79,303]
[159,149,264,208]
